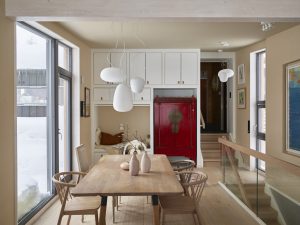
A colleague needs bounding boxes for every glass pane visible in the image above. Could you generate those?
[258,52,266,101]
[58,43,70,71]
[16,24,52,220]
[258,107,266,133]
[58,77,70,172]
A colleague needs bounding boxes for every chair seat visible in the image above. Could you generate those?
[65,196,101,213]
[159,195,196,213]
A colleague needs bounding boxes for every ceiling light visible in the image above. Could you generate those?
[261,22,272,31]
[100,67,125,83]
[130,77,145,93]
[219,41,230,47]
[113,84,133,112]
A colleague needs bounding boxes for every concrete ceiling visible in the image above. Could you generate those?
[58,21,298,51]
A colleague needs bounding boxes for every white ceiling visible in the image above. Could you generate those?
[58,21,298,51]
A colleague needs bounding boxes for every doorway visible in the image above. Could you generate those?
[201,62,227,133]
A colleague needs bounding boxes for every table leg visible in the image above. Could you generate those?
[152,195,160,225]
[100,196,107,225]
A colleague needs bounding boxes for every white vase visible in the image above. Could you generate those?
[141,151,151,173]
[129,151,139,176]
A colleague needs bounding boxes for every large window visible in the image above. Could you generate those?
[16,23,72,224]
[255,51,266,171]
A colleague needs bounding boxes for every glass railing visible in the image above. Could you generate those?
[219,137,300,225]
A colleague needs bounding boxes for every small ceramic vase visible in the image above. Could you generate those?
[141,151,151,173]
[129,151,139,176]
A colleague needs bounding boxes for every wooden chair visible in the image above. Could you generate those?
[159,171,208,225]
[170,159,196,172]
[52,171,101,225]
[75,144,91,173]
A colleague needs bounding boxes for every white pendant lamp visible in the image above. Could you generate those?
[130,77,145,93]
[218,69,234,83]
[113,84,133,112]
[100,67,125,83]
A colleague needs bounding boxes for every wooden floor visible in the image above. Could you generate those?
[32,167,260,225]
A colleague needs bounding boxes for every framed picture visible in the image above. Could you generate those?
[237,88,246,109]
[238,64,245,85]
[286,60,300,155]
[84,87,90,117]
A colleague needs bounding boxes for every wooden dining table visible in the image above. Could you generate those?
[71,154,184,225]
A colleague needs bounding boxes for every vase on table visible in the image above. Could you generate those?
[129,151,139,176]
[141,151,151,173]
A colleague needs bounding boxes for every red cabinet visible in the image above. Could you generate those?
[154,97,197,162]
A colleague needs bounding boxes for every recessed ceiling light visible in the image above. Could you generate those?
[217,49,223,52]
[219,41,230,47]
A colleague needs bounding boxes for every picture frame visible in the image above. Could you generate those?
[84,87,90,117]
[286,60,300,155]
[238,64,245,85]
[237,88,246,109]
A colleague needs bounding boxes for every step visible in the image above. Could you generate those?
[202,150,221,159]
[203,159,221,167]
[201,142,221,150]
[257,207,278,223]
[201,133,227,142]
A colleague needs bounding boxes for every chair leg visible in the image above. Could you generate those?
[161,210,166,225]
[82,215,84,222]
[112,197,116,223]
[67,215,71,225]
[119,196,122,204]
[116,196,119,211]
[195,212,202,225]
[95,211,99,225]
[57,212,63,225]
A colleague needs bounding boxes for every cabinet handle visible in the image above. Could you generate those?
[100,97,103,100]
[182,80,184,84]
[147,81,149,84]
[178,81,180,84]
[141,97,144,101]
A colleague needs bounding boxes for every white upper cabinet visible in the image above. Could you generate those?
[129,52,146,80]
[110,52,127,83]
[134,88,151,104]
[164,52,181,85]
[145,52,162,85]
[93,87,114,104]
[181,52,198,85]
[93,52,110,85]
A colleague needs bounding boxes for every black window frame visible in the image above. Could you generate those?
[16,22,73,225]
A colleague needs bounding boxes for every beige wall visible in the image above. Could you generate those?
[0,0,16,224]
[96,106,150,141]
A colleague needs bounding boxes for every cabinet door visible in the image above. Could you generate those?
[129,52,146,80]
[111,52,127,83]
[93,52,111,85]
[164,52,181,85]
[134,88,151,104]
[181,52,198,85]
[93,87,114,104]
[145,52,162,85]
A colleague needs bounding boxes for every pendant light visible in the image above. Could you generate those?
[130,77,145,93]
[100,67,125,83]
[113,84,133,112]
[218,68,234,83]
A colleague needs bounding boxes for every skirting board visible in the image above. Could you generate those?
[218,182,266,225]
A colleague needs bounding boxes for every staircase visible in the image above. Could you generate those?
[201,133,226,167]
[227,183,280,225]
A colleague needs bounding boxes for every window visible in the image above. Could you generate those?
[256,51,266,171]
[16,23,72,224]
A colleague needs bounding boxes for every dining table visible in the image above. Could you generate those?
[71,154,184,225]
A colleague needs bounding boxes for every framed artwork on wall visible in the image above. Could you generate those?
[84,87,90,117]
[286,60,300,155]
[238,64,245,85]
[237,88,246,109]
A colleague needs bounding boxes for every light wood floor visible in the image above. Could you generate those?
[32,167,260,225]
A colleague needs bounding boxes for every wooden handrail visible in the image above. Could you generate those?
[218,137,300,176]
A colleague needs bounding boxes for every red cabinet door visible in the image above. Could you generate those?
[154,97,197,162]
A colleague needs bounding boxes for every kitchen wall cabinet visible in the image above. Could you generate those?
[93,87,115,104]
[145,52,162,85]
[93,52,110,85]
[134,88,151,104]
[129,52,146,80]
[164,52,181,85]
